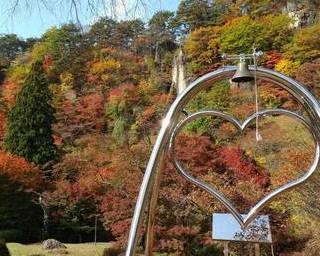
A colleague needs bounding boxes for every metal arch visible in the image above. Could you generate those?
[125,66,320,256]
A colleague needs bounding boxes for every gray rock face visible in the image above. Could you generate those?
[42,239,67,250]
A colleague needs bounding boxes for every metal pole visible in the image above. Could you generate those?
[254,243,260,256]
[249,245,254,256]
[145,88,174,256]
[126,68,235,256]
[223,242,229,256]
[94,215,98,246]
[145,165,162,256]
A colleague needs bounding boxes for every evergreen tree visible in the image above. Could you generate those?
[4,61,57,166]
[173,0,221,36]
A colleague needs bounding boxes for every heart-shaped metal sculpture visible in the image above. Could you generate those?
[125,67,320,256]
[169,108,320,228]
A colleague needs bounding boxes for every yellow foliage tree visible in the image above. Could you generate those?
[285,23,320,63]
[184,26,221,73]
[275,58,300,77]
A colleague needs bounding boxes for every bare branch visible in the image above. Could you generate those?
[70,0,83,31]
[3,0,152,25]
[10,0,20,14]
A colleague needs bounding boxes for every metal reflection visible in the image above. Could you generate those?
[125,66,320,256]
[212,214,272,243]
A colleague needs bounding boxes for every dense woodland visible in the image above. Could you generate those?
[1,0,320,255]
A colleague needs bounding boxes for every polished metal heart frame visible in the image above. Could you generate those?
[169,109,320,228]
[125,66,320,256]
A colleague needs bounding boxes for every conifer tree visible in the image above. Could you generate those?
[4,61,57,166]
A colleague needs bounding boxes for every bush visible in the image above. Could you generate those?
[0,240,10,256]
[185,80,230,135]
[275,58,300,77]
[0,163,43,243]
[0,229,23,242]
[198,245,223,256]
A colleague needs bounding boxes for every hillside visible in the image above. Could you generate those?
[1,1,320,255]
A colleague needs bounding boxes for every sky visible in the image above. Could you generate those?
[0,0,180,39]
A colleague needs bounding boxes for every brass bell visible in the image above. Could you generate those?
[231,58,254,83]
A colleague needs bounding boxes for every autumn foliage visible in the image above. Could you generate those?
[217,146,269,187]
[0,1,319,254]
[0,150,43,190]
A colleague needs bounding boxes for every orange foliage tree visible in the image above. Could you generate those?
[0,151,43,242]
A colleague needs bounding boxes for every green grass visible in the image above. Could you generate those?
[7,242,111,256]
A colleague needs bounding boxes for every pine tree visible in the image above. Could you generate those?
[4,61,57,166]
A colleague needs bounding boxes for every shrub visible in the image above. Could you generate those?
[198,245,223,256]
[0,240,10,256]
[185,81,230,135]
[217,146,270,187]
[0,152,43,243]
[0,229,23,242]
[275,58,300,77]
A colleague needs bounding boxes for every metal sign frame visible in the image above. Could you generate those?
[125,66,320,256]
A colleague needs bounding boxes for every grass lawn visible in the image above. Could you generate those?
[7,242,111,256]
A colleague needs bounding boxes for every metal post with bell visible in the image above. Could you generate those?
[231,56,254,84]
[125,51,320,256]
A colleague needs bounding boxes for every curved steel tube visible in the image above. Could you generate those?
[169,109,319,228]
[125,66,320,256]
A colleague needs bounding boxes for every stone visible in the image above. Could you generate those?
[42,239,67,250]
